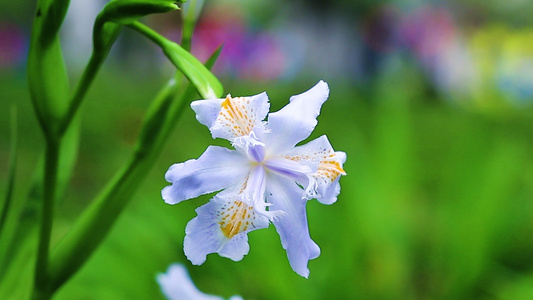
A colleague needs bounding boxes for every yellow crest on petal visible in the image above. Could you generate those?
[285,148,346,183]
[218,200,257,239]
[217,95,257,138]
[317,156,346,183]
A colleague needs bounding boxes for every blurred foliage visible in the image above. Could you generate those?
[301,0,533,25]
[2,61,533,299]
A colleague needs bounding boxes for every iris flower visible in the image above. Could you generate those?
[162,81,346,277]
[157,263,243,300]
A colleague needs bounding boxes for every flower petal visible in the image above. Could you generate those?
[184,195,270,265]
[242,165,267,209]
[265,81,329,153]
[266,173,320,278]
[190,98,224,129]
[157,263,223,300]
[162,146,249,204]
[264,157,315,195]
[283,135,346,204]
[191,92,270,141]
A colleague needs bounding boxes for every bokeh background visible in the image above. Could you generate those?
[2,0,533,299]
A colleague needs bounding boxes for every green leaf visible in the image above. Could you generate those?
[99,0,180,25]
[129,21,224,99]
[181,0,205,51]
[0,235,36,300]
[137,44,222,154]
[0,107,18,276]
[204,44,223,70]
[27,0,71,137]
[60,0,180,135]
[0,117,80,298]
[48,47,223,293]
[35,0,70,46]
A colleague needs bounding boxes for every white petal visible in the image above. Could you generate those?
[191,93,270,141]
[190,98,224,129]
[157,263,223,300]
[162,146,249,204]
[283,135,346,204]
[266,173,320,278]
[264,157,315,195]
[242,165,267,209]
[265,81,329,153]
[184,195,270,265]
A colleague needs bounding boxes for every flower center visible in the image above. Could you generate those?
[233,132,267,163]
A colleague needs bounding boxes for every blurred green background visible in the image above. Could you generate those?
[2,0,533,299]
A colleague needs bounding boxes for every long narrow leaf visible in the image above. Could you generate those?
[60,0,180,135]
[181,0,205,51]
[0,118,80,298]
[48,48,223,292]
[0,107,18,235]
[27,0,71,136]
[129,21,223,99]
[0,107,18,280]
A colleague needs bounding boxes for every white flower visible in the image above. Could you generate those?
[162,81,346,278]
[157,263,243,300]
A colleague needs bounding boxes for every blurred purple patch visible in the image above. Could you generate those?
[0,22,28,69]
[191,5,285,81]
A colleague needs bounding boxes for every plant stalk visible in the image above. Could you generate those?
[31,137,61,300]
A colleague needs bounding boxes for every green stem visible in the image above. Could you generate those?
[180,0,204,52]
[47,79,181,292]
[25,0,70,296]
[31,137,61,300]
[45,33,222,295]
[58,20,121,136]
[180,17,194,52]
[58,52,105,136]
